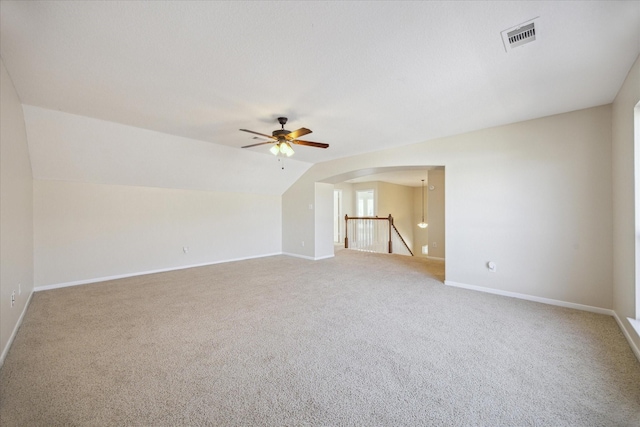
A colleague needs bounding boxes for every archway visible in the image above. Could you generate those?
[319,165,445,266]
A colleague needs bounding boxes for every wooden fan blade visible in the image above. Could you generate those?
[286,128,312,140]
[239,129,277,140]
[292,139,329,149]
[241,141,274,148]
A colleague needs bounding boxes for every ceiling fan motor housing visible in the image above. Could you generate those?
[274,117,289,137]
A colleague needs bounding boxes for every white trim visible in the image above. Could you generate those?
[282,252,335,261]
[426,256,445,261]
[34,253,283,292]
[0,290,34,368]
[628,317,640,337]
[612,314,640,363]
[444,281,640,362]
[618,316,640,362]
[281,252,315,260]
[444,280,614,315]
[445,280,640,360]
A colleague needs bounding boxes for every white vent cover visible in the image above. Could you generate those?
[501,18,539,52]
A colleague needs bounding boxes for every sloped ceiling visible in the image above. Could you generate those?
[22,105,312,195]
[1,1,639,169]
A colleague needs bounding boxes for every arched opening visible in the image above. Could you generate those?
[319,165,446,280]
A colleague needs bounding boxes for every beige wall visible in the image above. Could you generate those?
[282,174,316,258]
[377,181,415,251]
[612,55,640,351]
[284,105,613,309]
[427,169,445,259]
[0,60,34,363]
[332,182,353,244]
[314,182,334,258]
[34,180,282,287]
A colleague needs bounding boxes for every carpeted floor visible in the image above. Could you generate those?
[1,250,639,426]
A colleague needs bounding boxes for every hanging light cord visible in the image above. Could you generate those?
[418,179,428,228]
[422,180,425,223]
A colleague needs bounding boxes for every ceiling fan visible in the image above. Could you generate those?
[240,117,329,157]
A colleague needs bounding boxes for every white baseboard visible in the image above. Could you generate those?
[426,256,445,261]
[628,317,640,337]
[34,253,283,292]
[612,313,640,363]
[282,252,335,261]
[0,290,34,368]
[445,280,640,363]
[444,280,614,316]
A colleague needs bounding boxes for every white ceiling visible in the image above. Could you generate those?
[1,1,639,165]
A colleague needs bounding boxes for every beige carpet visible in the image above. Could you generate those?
[1,250,639,426]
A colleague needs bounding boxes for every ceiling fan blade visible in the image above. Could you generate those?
[241,141,274,148]
[292,139,329,149]
[285,128,312,140]
[239,129,277,140]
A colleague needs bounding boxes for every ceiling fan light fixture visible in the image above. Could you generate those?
[269,141,295,157]
[280,141,294,157]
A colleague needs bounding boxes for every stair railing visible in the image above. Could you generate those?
[391,223,414,256]
[344,214,413,256]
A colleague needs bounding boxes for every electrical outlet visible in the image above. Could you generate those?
[432,242,437,248]
[301,241,305,247]
[11,290,15,308]
[183,246,189,254]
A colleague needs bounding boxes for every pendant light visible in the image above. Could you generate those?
[418,179,428,228]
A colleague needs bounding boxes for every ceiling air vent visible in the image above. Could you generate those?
[508,23,535,48]
[501,18,539,52]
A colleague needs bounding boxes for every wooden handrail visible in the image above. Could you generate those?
[392,224,414,256]
[344,216,389,220]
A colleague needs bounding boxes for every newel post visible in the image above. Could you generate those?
[388,214,393,254]
[344,214,349,248]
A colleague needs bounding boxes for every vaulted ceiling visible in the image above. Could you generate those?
[1,1,638,166]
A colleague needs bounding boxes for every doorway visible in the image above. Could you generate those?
[333,189,343,243]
